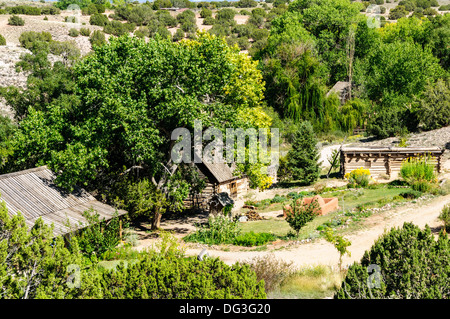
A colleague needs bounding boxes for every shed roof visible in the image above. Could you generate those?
[200,161,237,184]
[0,166,126,236]
[326,81,350,97]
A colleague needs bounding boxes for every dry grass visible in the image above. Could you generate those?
[269,265,344,299]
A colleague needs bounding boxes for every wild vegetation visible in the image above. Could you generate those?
[0,0,448,300]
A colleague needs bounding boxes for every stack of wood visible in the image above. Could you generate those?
[245,210,265,221]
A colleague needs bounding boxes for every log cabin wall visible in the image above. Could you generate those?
[183,162,250,210]
[340,147,444,179]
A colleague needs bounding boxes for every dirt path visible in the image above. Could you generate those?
[180,194,450,268]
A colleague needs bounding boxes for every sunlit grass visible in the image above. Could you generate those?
[269,265,344,299]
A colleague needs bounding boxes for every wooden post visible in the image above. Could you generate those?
[386,154,391,177]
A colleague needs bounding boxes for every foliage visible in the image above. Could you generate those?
[69,28,79,37]
[183,215,241,245]
[323,227,351,271]
[360,40,443,104]
[284,197,320,236]
[7,5,41,15]
[69,209,122,258]
[200,7,212,18]
[216,8,236,21]
[233,231,276,246]
[286,121,320,184]
[19,31,52,50]
[257,11,343,131]
[100,253,266,298]
[399,190,423,199]
[245,254,294,293]
[335,223,450,299]
[173,28,185,42]
[80,28,91,37]
[399,155,437,192]
[0,204,265,299]
[438,204,450,232]
[389,5,409,19]
[203,16,216,25]
[0,34,5,46]
[414,79,450,130]
[8,15,25,26]
[0,202,89,299]
[90,13,109,26]
[345,167,370,188]
[89,30,106,48]
[236,0,258,8]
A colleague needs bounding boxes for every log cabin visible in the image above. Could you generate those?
[340,146,445,180]
[184,161,249,210]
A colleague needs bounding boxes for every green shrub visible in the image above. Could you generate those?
[423,7,437,15]
[400,155,437,192]
[439,4,450,10]
[71,209,123,258]
[216,8,236,21]
[388,5,409,19]
[335,223,450,298]
[89,30,106,48]
[399,190,423,199]
[90,13,109,26]
[41,6,60,15]
[8,5,41,15]
[200,7,212,18]
[18,31,52,49]
[8,15,25,26]
[101,253,266,298]
[438,204,450,231]
[82,3,98,15]
[270,194,287,203]
[203,16,216,25]
[284,198,320,237]
[0,34,5,46]
[183,215,241,245]
[68,28,79,37]
[233,231,275,246]
[80,27,91,36]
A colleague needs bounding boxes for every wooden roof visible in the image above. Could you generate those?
[0,166,126,236]
[341,146,444,154]
[197,161,238,184]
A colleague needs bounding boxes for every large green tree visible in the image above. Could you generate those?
[9,33,266,229]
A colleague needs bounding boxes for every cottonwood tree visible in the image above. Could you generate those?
[9,33,267,229]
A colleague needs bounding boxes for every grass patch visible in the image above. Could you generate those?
[241,184,416,240]
[269,265,344,299]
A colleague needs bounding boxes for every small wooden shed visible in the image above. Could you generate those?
[340,146,445,179]
[0,166,127,237]
[184,162,249,209]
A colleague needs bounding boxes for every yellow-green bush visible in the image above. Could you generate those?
[345,167,371,188]
[400,155,437,192]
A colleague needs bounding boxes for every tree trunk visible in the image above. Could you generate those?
[151,207,161,230]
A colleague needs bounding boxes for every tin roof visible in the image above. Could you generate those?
[0,166,126,236]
